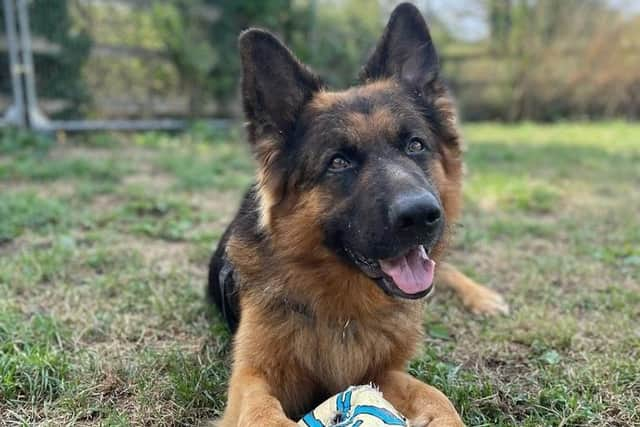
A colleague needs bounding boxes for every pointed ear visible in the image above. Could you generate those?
[239,29,322,143]
[239,29,321,230]
[360,2,439,89]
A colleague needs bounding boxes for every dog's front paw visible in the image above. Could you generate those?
[408,416,429,427]
[409,415,464,427]
[462,285,509,316]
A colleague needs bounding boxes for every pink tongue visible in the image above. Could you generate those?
[379,246,435,295]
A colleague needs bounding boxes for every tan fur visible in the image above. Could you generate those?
[217,8,512,425]
[437,263,509,316]
[308,89,342,111]
[224,231,429,423]
[342,108,401,145]
[219,80,510,427]
[221,240,467,426]
[220,83,467,426]
[310,81,395,112]
[253,134,289,231]
[219,15,518,420]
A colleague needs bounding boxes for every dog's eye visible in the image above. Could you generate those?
[406,137,426,154]
[329,155,351,172]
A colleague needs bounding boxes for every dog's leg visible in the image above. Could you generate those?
[376,370,463,427]
[437,262,509,316]
[219,367,298,427]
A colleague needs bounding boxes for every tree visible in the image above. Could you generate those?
[488,0,511,51]
[151,1,216,116]
[206,0,312,114]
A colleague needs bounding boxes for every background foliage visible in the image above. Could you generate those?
[1,0,639,120]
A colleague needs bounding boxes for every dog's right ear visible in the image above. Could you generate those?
[239,29,322,148]
[360,3,439,91]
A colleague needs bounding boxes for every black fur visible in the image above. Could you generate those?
[207,187,262,332]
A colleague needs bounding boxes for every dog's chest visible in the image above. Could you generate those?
[292,310,421,394]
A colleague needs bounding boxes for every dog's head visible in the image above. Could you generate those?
[239,3,463,299]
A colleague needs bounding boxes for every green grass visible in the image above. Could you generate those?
[0,192,69,243]
[0,307,71,404]
[0,122,638,425]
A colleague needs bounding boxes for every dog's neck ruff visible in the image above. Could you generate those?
[219,251,356,338]
[272,296,356,340]
[279,296,314,319]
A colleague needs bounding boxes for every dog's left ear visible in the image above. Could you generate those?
[239,30,322,229]
[239,29,322,144]
[360,2,439,90]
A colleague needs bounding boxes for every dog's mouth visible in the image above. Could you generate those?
[344,245,435,299]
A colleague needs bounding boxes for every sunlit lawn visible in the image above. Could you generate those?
[1,122,638,426]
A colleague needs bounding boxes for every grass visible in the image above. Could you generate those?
[0,121,638,426]
[0,192,68,243]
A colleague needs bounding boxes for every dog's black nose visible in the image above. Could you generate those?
[389,192,442,235]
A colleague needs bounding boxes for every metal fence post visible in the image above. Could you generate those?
[1,0,26,127]
[16,0,51,131]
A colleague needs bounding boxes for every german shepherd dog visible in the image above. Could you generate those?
[208,3,507,426]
